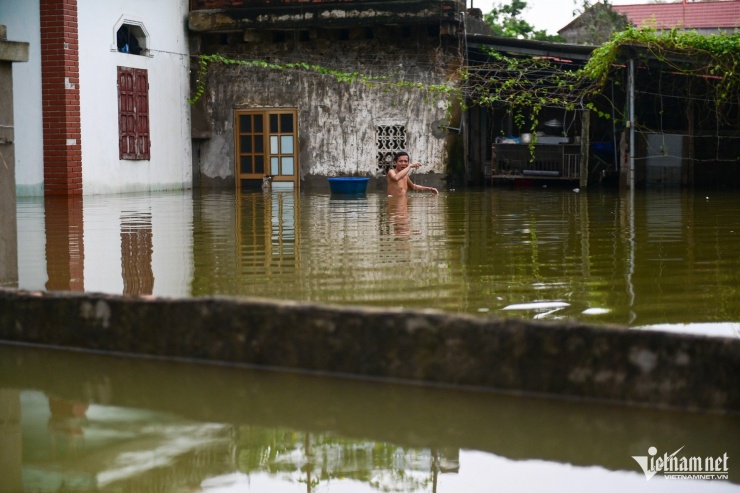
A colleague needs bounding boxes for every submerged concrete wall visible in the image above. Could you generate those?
[1,288,738,414]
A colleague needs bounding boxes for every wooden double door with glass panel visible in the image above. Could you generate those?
[235,109,298,189]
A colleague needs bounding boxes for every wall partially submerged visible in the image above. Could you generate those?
[190,4,462,189]
[196,59,454,186]
[1,288,737,414]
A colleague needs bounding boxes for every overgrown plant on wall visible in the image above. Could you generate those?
[464,27,739,135]
[583,28,739,125]
[190,29,739,138]
[188,53,460,108]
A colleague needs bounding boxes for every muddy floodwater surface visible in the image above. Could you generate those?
[14,187,740,337]
[1,344,739,493]
[4,187,740,492]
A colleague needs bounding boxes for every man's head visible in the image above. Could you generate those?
[393,152,410,169]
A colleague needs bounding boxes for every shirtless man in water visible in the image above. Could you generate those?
[386,152,439,197]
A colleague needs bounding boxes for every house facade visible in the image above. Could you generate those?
[0,0,192,196]
[559,0,739,44]
[612,0,739,35]
[188,0,473,191]
[555,1,740,189]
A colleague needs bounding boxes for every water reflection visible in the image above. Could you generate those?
[14,188,740,333]
[1,344,738,492]
[387,195,412,237]
[120,212,153,296]
[44,195,84,292]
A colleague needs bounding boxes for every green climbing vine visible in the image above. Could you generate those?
[583,27,739,108]
[188,53,460,106]
[189,28,739,135]
[463,27,739,135]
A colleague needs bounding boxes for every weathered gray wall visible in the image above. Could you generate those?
[193,29,458,188]
[1,288,738,414]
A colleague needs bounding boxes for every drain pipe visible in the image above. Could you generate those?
[628,59,635,191]
[627,58,636,324]
[459,9,469,186]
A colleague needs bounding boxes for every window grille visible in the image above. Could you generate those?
[376,124,407,172]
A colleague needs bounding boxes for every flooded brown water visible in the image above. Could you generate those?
[1,344,738,492]
[4,187,740,491]
[14,187,740,336]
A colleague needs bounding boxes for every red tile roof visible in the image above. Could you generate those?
[613,0,740,30]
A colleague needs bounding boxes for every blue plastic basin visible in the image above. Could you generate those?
[328,177,370,195]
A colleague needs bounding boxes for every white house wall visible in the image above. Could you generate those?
[0,0,44,197]
[78,0,192,195]
[1,0,193,196]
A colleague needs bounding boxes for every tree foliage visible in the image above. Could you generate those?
[483,0,563,42]
[565,0,631,45]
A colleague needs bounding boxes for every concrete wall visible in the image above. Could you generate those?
[194,29,456,188]
[1,288,738,414]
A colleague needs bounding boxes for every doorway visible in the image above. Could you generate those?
[235,109,299,190]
